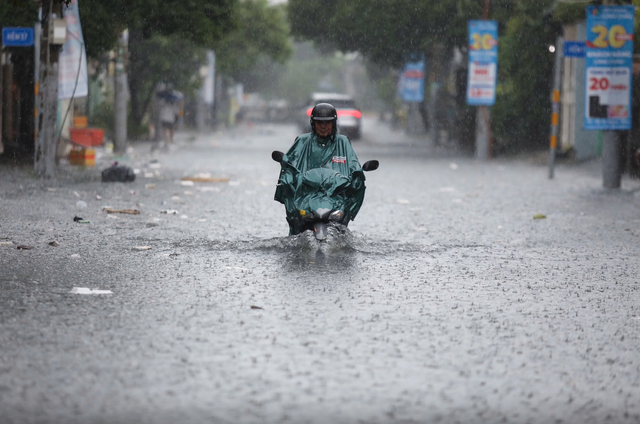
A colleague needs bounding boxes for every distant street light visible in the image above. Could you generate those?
[549,45,556,53]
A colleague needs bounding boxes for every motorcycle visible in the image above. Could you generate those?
[272,150,379,241]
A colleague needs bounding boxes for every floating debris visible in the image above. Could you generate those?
[103,208,141,215]
[70,287,113,295]
[181,176,230,183]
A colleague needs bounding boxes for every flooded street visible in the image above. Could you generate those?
[2,120,640,424]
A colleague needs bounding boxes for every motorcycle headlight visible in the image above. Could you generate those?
[329,210,344,221]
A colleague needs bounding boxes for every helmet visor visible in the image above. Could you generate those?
[312,116,335,121]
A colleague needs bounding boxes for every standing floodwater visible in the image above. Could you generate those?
[1,120,640,423]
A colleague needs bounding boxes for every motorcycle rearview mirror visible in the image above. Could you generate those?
[271,151,284,163]
[362,160,379,172]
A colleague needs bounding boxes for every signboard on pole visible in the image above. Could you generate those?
[399,58,425,103]
[564,41,585,58]
[467,20,498,106]
[2,27,34,47]
[584,5,634,130]
[58,0,88,99]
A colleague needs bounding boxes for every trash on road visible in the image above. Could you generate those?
[73,215,90,223]
[145,184,156,189]
[70,287,113,295]
[73,191,81,198]
[103,208,141,215]
[0,241,13,246]
[96,195,102,200]
[179,180,195,186]
[76,200,87,209]
[533,214,547,220]
[132,246,152,251]
[196,186,220,192]
[49,241,60,247]
[181,176,230,183]
[70,254,80,258]
[17,245,33,250]
[101,162,136,183]
[250,305,263,310]
[160,209,179,214]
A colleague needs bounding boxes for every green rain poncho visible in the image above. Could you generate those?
[274,132,366,235]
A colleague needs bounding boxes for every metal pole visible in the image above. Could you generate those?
[476,0,492,160]
[114,30,128,154]
[549,37,564,179]
[600,0,622,189]
[603,131,622,188]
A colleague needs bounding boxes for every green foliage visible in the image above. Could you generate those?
[88,100,114,141]
[492,5,557,153]
[288,0,515,67]
[215,1,292,81]
[553,2,594,25]
[0,0,38,27]
[128,34,206,125]
[289,0,561,152]
[261,43,348,106]
[78,0,291,129]
[79,0,237,56]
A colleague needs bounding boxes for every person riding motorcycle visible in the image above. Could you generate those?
[274,103,367,235]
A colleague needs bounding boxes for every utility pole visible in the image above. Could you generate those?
[549,37,564,179]
[601,0,622,188]
[475,0,492,160]
[113,29,128,154]
[35,0,63,178]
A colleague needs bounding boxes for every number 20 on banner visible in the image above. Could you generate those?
[587,25,632,49]
[470,33,496,51]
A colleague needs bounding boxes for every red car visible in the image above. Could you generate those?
[300,92,362,140]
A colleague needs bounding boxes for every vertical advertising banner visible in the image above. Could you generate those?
[399,58,425,103]
[58,0,88,99]
[467,20,498,106]
[585,5,634,130]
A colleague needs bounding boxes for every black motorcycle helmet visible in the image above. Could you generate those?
[310,103,338,137]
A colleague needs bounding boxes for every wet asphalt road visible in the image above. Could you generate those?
[1,120,640,424]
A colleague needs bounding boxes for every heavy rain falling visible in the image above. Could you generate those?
[1,1,640,423]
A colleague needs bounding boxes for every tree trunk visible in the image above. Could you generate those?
[127,29,145,125]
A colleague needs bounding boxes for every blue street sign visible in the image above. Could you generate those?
[2,27,35,47]
[564,41,585,58]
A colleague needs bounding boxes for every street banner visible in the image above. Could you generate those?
[584,5,634,130]
[58,0,88,99]
[467,20,498,106]
[399,58,424,103]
